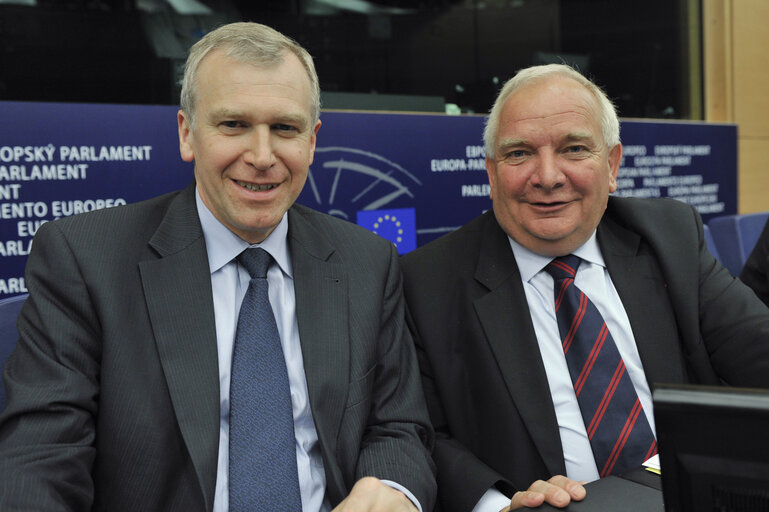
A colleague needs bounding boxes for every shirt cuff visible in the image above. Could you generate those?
[381,479,422,512]
[472,487,512,512]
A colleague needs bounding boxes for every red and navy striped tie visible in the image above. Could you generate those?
[545,255,657,477]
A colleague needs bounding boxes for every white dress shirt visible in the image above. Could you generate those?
[473,231,655,512]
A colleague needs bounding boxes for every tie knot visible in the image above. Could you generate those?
[238,247,272,279]
[545,254,581,282]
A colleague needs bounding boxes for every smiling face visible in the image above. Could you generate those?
[485,75,621,257]
[178,49,321,244]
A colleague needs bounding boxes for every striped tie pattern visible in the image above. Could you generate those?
[545,255,657,477]
[229,248,302,510]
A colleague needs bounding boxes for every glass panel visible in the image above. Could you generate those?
[0,0,702,119]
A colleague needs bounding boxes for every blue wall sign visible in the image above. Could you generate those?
[0,102,737,298]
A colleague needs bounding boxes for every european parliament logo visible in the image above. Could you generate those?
[357,208,417,254]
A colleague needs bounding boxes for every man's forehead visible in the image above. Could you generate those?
[497,105,600,137]
[196,52,312,113]
[496,82,602,143]
[209,105,309,122]
[503,107,594,126]
[496,130,598,150]
[198,49,310,89]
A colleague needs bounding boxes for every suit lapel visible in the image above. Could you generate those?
[473,214,566,477]
[597,216,687,389]
[287,207,349,498]
[139,184,220,510]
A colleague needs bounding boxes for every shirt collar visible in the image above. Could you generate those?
[195,187,293,278]
[508,230,606,282]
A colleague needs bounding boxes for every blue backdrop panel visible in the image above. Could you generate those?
[0,102,737,299]
[299,112,490,249]
[0,101,192,298]
[616,120,737,219]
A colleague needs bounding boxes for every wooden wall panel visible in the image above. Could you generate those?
[704,0,769,213]
[703,0,732,122]
[732,1,769,139]
[738,140,769,213]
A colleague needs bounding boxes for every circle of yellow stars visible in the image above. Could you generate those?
[372,214,404,244]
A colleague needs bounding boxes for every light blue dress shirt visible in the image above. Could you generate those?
[196,192,328,512]
[196,190,420,511]
[473,232,655,512]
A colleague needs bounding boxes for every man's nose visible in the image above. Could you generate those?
[531,151,564,189]
[243,126,275,170]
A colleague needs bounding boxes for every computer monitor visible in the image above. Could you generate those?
[653,384,769,512]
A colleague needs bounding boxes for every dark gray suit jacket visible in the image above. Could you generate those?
[0,183,436,511]
[401,196,769,512]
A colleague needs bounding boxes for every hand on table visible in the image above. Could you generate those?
[503,475,586,510]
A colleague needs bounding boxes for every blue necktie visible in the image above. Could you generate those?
[229,247,302,510]
[545,255,657,477]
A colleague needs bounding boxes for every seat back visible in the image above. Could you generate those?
[0,294,27,412]
[703,224,720,262]
[708,212,769,276]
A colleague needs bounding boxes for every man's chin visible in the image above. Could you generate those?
[523,228,589,257]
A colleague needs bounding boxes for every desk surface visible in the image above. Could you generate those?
[524,471,664,512]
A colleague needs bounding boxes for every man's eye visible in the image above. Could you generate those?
[566,145,588,154]
[273,123,297,132]
[503,150,527,161]
[220,121,243,129]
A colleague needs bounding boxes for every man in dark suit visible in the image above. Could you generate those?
[0,22,436,511]
[401,64,769,511]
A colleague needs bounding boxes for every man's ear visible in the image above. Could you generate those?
[307,119,322,165]
[178,110,194,163]
[485,157,497,200]
[607,143,622,193]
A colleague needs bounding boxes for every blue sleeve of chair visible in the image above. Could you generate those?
[708,212,769,277]
[737,212,769,264]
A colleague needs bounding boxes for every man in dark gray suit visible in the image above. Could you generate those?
[0,22,435,512]
[401,64,769,511]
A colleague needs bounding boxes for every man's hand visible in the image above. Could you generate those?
[332,477,418,512]
[503,475,586,510]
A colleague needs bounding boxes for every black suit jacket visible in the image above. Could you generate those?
[401,196,769,512]
[0,183,436,511]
